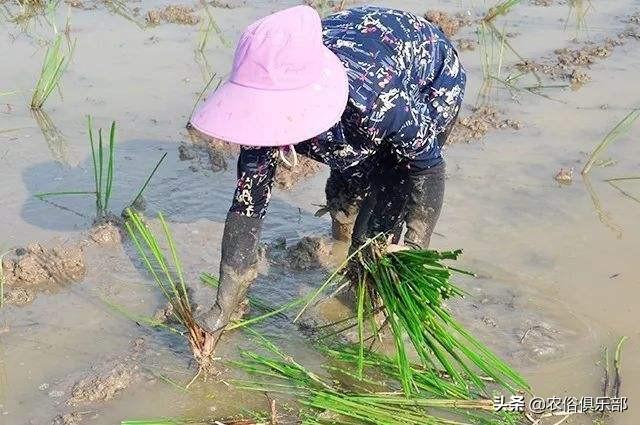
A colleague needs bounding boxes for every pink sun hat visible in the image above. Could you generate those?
[190,5,349,147]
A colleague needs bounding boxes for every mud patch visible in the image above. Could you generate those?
[515,16,640,89]
[424,9,472,37]
[452,282,575,364]
[146,5,200,26]
[47,339,151,423]
[286,236,331,270]
[88,221,122,246]
[274,157,323,190]
[455,37,477,52]
[269,236,332,270]
[2,242,86,305]
[531,0,554,6]
[447,106,521,144]
[181,130,323,189]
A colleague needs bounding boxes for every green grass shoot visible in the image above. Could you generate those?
[124,209,209,361]
[35,116,166,220]
[606,177,640,204]
[128,152,168,209]
[104,0,146,29]
[483,0,523,23]
[30,31,74,109]
[565,0,593,35]
[582,110,640,175]
[88,116,117,218]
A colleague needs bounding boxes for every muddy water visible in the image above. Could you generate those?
[1,0,639,423]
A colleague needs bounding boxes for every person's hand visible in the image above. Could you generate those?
[386,243,409,253]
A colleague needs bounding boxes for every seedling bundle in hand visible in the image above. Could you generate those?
[124,209,214,365]
[299,241,529,396]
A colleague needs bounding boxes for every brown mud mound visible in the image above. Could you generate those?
[455,37,477,51]
[49,339,151,423]
[2,243,86,305]
[181,130,324,189]
[275,157,323,190]
[447,106,521,144]
[49,338,153,406]
[68,362,140,405]
[424,9,472,37]
[515,15,640,89]
[146,5,200,26]
[286,236,331,270]
[88,221,122,246]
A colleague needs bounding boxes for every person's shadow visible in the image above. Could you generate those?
[21,134,333,324]
[21,136,326,234]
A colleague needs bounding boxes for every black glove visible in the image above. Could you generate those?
[350,162,445,250]
[403,163,445,249]
[197,212,262,335]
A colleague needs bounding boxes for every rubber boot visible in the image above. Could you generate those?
[195,212,262,345]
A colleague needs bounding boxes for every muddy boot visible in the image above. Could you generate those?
[197,263,257,334]
[403,163,445,249]
[195,212,262,346]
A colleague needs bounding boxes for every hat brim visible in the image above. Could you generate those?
[190,47,348,147]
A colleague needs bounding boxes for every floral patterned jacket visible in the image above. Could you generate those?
[230,6,466,219]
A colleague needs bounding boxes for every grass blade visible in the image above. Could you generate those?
[582,110,640,175]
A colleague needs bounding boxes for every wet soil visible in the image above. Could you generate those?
[447,106,521,145]
[180,131,324,190]
[2,0,640,423]
[2,242,86,305]
[515,15,640,89]
[424,9,472,37]
[146,5,201,26]
[49,338,151,423]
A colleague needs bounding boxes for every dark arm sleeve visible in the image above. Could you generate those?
[229,146,279,219]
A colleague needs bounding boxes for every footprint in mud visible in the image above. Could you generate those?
[2,242,86,306]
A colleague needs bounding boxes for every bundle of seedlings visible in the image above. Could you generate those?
[232,332,520,425]
[122,212,298,370]
[298,240,528,396]
[124,209,214,367]
[31,28,75,109]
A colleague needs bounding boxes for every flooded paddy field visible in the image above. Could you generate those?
[1,0,639,423]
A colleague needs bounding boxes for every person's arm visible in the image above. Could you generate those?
[197,146,278,338]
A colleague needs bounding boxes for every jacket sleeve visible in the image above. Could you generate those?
[229,146,279,219]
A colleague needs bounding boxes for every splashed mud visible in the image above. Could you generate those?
[181,132,324,189]
[447,106,521,144]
